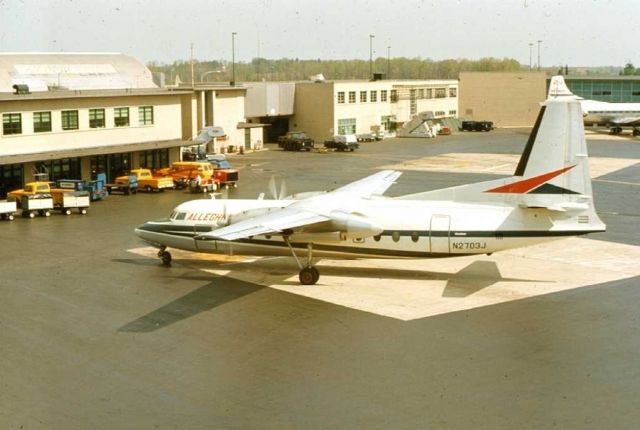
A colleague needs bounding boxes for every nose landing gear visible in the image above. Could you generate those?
[157,246,172,266]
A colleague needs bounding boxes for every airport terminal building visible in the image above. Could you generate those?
[245,79,459,142]
[0,53,262,197]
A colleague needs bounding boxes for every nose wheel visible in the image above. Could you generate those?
[157,246,172,266]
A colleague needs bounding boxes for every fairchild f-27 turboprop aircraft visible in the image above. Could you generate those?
[548,75,640,135]
[135,98,605,285]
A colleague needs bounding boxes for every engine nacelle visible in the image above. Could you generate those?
[329,210,383,239]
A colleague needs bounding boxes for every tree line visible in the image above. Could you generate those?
[147,57,524,84]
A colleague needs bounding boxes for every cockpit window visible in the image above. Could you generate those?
[175,212,187,220]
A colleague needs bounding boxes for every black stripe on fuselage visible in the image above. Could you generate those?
[138,223,602,239]
[514,105,546,176]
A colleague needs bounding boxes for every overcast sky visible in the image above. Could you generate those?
[0,0,636,67]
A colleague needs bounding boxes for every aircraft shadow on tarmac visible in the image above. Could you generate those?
[116,256,543,333]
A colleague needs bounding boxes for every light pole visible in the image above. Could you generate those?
[387,46,391,79]
[369,34,375,80]
[529,43,533,71]
[231,32,237,86]
[537,39,542,71]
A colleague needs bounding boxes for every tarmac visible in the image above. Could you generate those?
[1,129,639,429]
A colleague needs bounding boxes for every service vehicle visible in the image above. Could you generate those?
[461,120,494,132]
[115,169,174,192]
[55,192,90,215]
[8,181,90,215]
[0,200,17,221]
[324,134,360,152]
[106,175,138,195]
[56,173,108,201]
[19,195,54,218]
[188,177,218,193]
[356,133,375,142]
[277,131,315,151]
[156,162,216,189]
[205,154,239,188]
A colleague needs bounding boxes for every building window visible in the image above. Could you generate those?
[2,113,22,135]
[61,110,79,130]
[426,88,433,99]
[337,118,356,135]
[36,158,81,182]
[418,89,424,99]
[114,107,130,127]
[89,108,105,128]
[139,149,169,169]
[381,90,388,102]
[337,91,345,103]
[449,87,457,98]
[435,88,446,98]
[410,89,417,115]
[390,89,398,102]
[435,111,445,117]
[348,91,356,103]
[449,110,457,116]
[370,90,377,102]
[360,91,367,103]
[381,115,395,131]
[33,112,52,133]
[139,106,154,125]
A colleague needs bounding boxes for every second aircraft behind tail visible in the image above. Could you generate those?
[136,98,605,285]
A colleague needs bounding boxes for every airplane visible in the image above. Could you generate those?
[548,75,640,135]
[135,98,605,285]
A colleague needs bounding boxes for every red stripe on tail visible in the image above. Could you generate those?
[485,165,576,194]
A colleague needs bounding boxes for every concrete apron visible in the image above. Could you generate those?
[128,236,640,321]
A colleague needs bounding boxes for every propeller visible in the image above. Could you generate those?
[266,176,288,200]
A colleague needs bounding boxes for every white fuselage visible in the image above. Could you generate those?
[135,195,601,260]
[580,99,640,126]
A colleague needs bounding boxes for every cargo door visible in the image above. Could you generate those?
[429,214,451,254]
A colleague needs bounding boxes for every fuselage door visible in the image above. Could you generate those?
[429,214,451,254]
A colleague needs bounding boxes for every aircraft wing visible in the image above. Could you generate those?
[196,207,329,241]
[333,170,401,197]
[610,116,640,126]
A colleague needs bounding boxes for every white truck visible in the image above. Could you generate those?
[0,200,17,221]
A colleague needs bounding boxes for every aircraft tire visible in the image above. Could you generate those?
[161,251,172,265]
[299,267,318,285]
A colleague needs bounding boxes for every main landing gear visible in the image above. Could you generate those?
[284,238,319,285]
[157,245,172,266]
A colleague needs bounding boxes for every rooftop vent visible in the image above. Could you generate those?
[12,84,30,95]
[310,74,325,83]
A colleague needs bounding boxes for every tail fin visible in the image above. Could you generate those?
[509,99,592,198]
[547,75,580,99]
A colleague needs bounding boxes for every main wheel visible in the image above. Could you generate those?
[299,267,319,285]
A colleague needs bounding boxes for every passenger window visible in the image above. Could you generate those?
[411,232,419,242]
[392,231,400,242]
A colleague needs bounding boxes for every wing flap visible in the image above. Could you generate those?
[196,207,329,241]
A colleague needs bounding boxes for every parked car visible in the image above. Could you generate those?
[324,134,360,152]
[461,121,494,132]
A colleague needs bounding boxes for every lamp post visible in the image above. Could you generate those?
[231,32,237,86]
[369,34,375,80]
[537,39,542,71]
[529,43,533,71]
[387,46,391,79]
